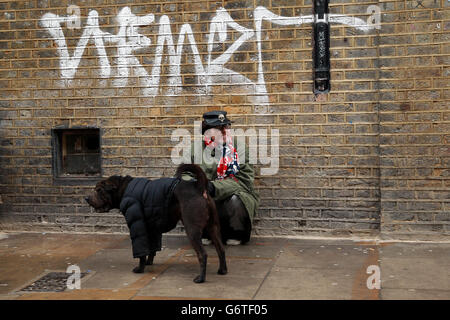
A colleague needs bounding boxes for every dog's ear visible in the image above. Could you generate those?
[103,175,124,192]
[103,182,116,192]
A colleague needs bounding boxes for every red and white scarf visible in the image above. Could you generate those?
[204,130,240,180]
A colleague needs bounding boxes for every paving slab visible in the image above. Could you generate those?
[381,288,450,300]
[78,249,151,289]
[379,243,450,292]
[136,257,270,300]
[170,255,272,278]
[381,257,449,290]
[16,288,139,300]
[380,242,450,260]
[261,240,382,299]
[276,242,374,270]
[254,266,355,300]
[223,238,287,259]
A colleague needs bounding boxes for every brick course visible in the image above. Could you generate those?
[0,0,448,240]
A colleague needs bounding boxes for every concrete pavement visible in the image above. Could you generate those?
[0,232,448,300]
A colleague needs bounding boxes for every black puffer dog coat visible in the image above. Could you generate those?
[119,177,179,258]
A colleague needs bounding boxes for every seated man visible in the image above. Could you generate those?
[186,111,259,245]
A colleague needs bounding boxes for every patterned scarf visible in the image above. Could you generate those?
[204,130,240,180]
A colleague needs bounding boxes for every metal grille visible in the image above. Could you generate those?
[20,271,88,292]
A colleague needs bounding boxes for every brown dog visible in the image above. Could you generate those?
[85,164,227,283]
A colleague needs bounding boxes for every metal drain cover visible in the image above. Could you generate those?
[20,271,88,292]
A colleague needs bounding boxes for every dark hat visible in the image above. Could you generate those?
[202,110,232,127]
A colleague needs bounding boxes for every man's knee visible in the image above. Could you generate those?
[218,195,247,225]
[218,195,252,244]
[226,195,248,228]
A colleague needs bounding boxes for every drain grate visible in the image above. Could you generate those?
[20,271,88,292]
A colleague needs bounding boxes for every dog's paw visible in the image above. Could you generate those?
[132,266,145,273]
[217,268,227,275]
[193,275,205,283]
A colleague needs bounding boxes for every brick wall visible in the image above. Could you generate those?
[0,0,448,240]
[378,0,449,238]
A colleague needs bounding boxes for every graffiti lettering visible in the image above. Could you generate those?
[41,10,112,79]
[41,6,377,104]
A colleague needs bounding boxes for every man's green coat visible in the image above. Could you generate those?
[185,140,259,224]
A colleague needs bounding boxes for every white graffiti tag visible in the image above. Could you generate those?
[41,6,377,105]
[41,10,112,79]
[111,7,154,91]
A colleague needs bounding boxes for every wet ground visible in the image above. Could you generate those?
[0,232,448,300]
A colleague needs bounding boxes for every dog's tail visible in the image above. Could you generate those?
[175,164,208,192]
